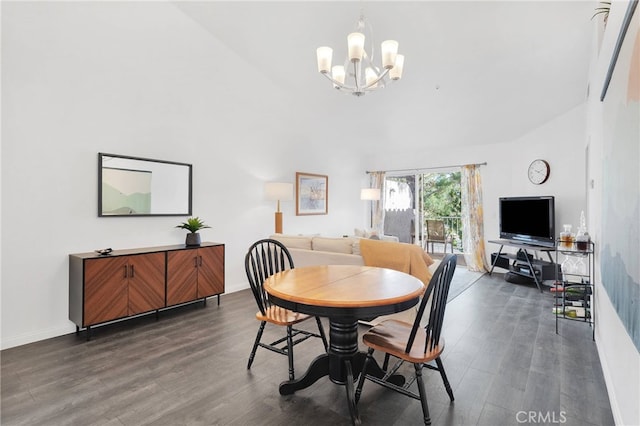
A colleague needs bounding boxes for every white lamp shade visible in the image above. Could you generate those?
[265,182,293,201]
[389,54,405,80]
[332,65,346,85]
[360,188,381,201]
[365,67,378,88]
[381,40,398,69]
[316,46,333,73]
[347,32,365,62]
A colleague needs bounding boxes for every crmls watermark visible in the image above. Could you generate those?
[516,411,567,424]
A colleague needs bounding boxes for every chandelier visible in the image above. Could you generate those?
[316,13,404,97]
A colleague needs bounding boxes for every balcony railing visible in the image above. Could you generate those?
[382,210,463,252]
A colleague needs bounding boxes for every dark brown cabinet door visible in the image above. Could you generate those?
[84,256,129,326]
[128,252,165,315]
[167,249,198,306]
[197,245,225,298]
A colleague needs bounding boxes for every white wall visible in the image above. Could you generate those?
[0,2,367,349]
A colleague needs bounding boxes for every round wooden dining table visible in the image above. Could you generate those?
[263,264,425,425]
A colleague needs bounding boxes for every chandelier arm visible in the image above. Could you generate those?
[319,67,393,95]
[352,61,361,93]
[320,72,349,90]
[362,68,391,91]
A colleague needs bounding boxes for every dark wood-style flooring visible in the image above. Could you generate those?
[1,272,614,425]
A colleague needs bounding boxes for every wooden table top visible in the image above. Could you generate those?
[264,265,425,309]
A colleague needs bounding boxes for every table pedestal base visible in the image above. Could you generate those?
[278,320,404,425]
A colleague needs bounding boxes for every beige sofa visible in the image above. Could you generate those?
[268,233,439,325]
[268,234,399,268]
[269,234,359,267]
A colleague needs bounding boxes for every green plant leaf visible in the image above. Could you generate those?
[591,2,611,20]
[175,216,211,233]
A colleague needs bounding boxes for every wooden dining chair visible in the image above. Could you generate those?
[355,253,457,426]
[244,239,328,380]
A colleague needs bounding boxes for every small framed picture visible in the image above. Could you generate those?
[296,172,328,215]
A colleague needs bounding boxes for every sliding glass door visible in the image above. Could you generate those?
[383,170,462,252]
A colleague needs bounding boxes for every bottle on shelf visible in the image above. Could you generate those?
[575,211,591,252]
[553,285,591,306]
[559,224,575,250]
[554,283,592,294]
[552,306,591,319]
[559,232,576,276]
[564,294,590,303]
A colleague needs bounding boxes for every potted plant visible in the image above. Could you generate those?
[592,1,611,25]
[176,217,211,246]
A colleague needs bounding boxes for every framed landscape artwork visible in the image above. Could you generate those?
[296,172,328,215]
[599,1,639,351]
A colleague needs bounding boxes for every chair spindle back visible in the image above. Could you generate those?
[244,239,295,316]
[405,254,457,355]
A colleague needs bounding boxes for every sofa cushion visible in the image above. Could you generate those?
[352,238,362,255]
[287,247,364,268]
[354,228,399,242]
[269,234,312,250]
[354,228,368,238]
[354,227,378,238]
[312,236,355,254]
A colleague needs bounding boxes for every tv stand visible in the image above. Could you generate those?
[488,239,557,292]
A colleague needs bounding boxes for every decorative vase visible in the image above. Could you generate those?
[185,232,201,246]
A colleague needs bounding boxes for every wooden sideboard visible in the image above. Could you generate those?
[69,242,225,339]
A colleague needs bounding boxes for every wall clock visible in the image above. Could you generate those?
[528,159,550,185]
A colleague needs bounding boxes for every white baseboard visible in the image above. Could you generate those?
[1,323,75,350]
[2,281,252,350]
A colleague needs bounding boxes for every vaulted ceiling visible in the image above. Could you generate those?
[174,1,595,151]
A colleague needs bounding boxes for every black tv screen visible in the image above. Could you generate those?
[499,196,555,247]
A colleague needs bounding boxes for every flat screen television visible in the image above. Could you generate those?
[499,196,555,247]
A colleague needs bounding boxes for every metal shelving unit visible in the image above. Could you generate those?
[553,241,595,340]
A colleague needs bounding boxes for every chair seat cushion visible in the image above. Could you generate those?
[362,319,445,364]
[256,305,312,326]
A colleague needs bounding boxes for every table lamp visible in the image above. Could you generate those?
[265,182,294,234]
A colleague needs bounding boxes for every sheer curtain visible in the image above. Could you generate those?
[369,171,386,235]
[461,164,489,272]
